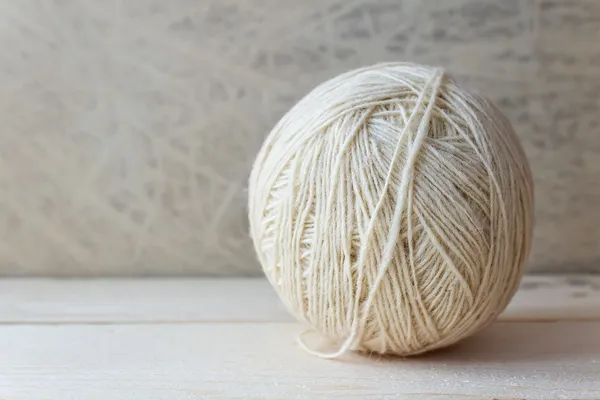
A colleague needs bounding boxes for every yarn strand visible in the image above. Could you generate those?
[298,69,445,358]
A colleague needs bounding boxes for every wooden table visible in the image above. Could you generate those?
[1,275,599,399]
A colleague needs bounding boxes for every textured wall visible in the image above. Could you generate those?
[0,0,599,275]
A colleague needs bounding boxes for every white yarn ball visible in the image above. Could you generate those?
[248,63,534,357]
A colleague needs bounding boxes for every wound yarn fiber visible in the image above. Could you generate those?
[248,63,534,358]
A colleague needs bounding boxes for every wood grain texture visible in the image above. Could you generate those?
[1,276,600,399]
[1,275,599,323]
[1,322,599,399]
[0,278,290,323]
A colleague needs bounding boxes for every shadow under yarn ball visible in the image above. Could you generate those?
[248,62,534,357]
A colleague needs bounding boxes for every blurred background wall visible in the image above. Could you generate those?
[0,0,598,275]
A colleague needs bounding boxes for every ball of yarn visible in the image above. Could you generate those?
[248,63,534,357]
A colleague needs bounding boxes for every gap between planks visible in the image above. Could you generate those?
[1,275,600,399]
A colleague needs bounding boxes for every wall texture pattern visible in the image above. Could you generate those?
[0,0,599,275]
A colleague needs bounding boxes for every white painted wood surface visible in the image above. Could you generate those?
[1,275,599,323]
[1,275,600,399]
[0,278,291,323]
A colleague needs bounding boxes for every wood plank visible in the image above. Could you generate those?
[0,278,290,323]
[0,275,599,323]
[1,322,599,400]
[505,275,600,321]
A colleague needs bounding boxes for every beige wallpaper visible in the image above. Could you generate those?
[0,0,599,275]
